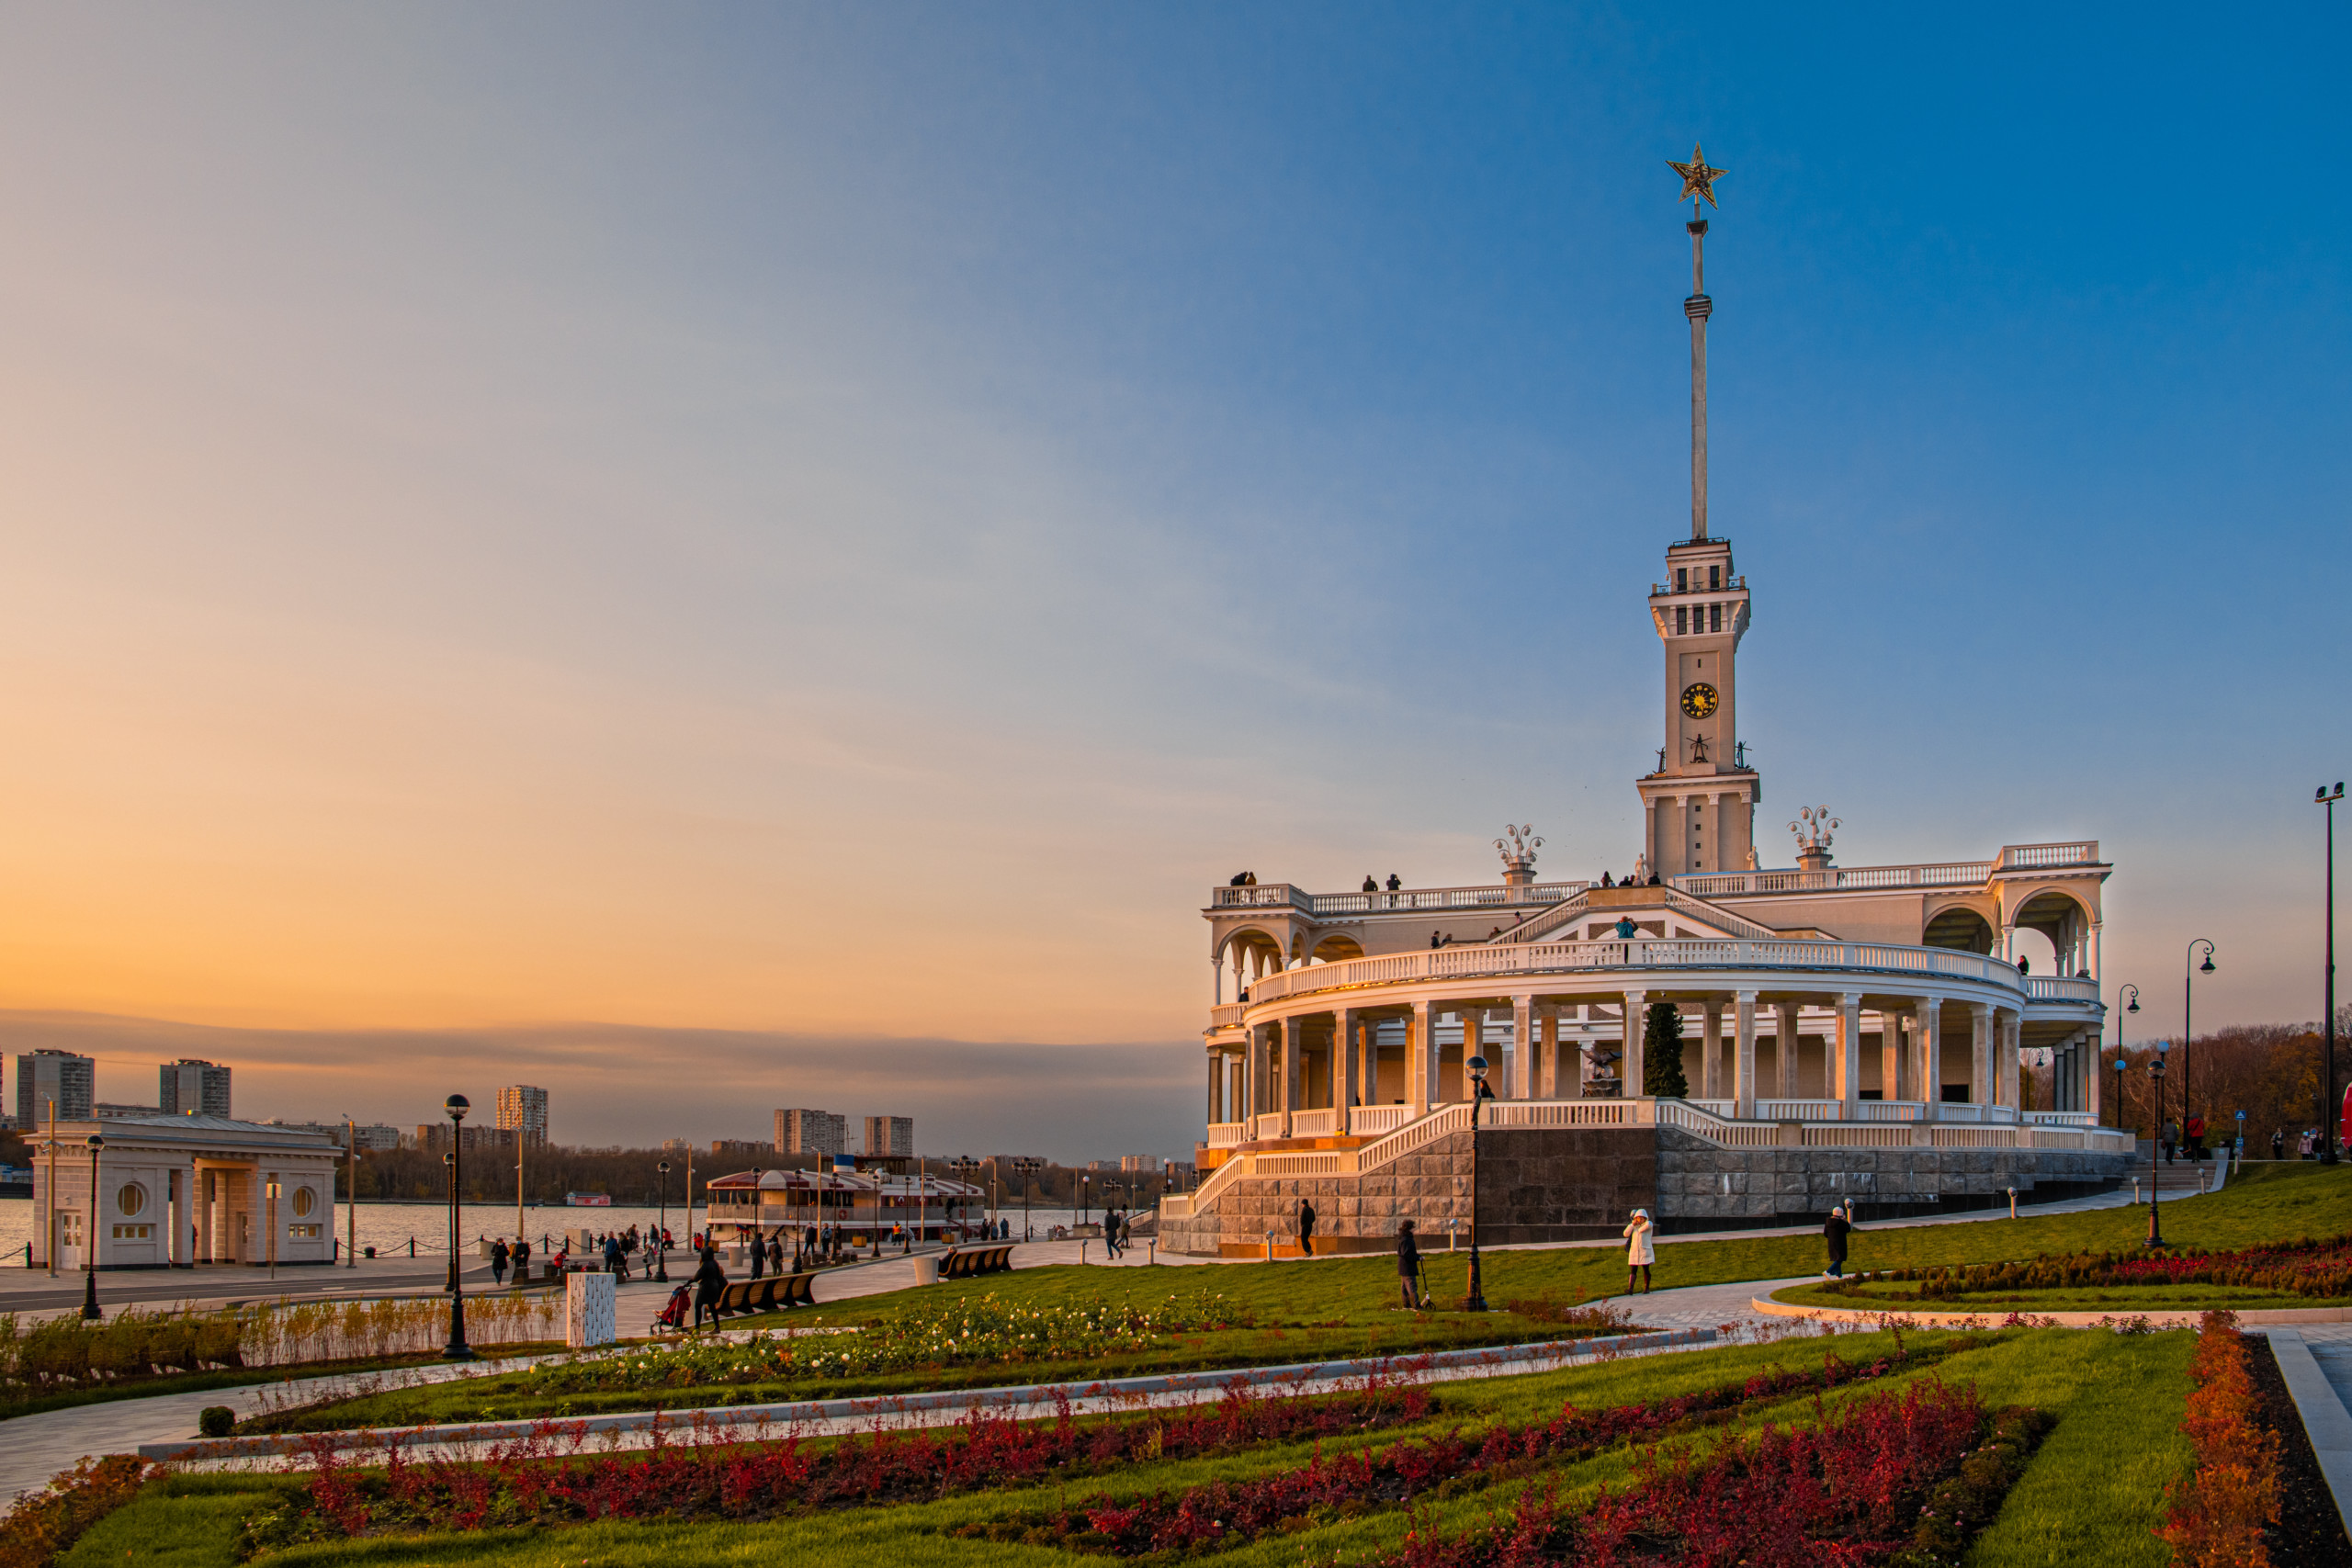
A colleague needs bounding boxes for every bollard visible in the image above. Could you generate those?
[1148,1239,1157,1266]
[410,1235,416,1258]
[1264,1229,1273,1263]
[1080,1241,1088,1266]
[2133,1178,2141,1205]
[2007,1187,2017,1220]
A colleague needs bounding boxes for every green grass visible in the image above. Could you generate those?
[1771,1277,2330,1314]
[0,1346,552,1426]
[64,1326,2195,1567]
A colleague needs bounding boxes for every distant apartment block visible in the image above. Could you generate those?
[158,1058,232,1118]
[775,1108,847,1156]
[495,1085,550,1146]
[708,1138,772,1158]
[864,1116,914,1157]
[413,1123,516,1153]
[16,1050,94,1127]
[1120,1155,1165,1173]
[95,1102,163,1119]
[266,1119,400,1150]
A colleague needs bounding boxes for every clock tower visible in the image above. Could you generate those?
[1636,145,1759,879]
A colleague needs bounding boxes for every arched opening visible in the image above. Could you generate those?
[1922,905,1996,955]
[2011,890,2093,977]
[1310,934,1364,964]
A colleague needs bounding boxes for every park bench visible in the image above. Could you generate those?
[713,1280,754,1319]
[938,1245,1014,1281]
[772,1271,817,1308]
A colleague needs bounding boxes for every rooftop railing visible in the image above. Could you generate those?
[1676,842,2100,899]
[1210,880,1589,913]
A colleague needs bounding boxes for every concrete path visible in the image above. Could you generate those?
[2258,1328,2352,1541]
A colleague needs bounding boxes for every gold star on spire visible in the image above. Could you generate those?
[1668,142,1726,208]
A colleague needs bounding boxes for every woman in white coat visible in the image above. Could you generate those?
[1623,1208,1655,1294]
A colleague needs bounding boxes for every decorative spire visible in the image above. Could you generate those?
[1494,823,1543,869]
[1668,142,1726,541]
[1789,806,1840,855]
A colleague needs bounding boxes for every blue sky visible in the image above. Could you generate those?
[0,6,2339,1155]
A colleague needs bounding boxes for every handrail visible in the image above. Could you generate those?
[1209,880,1589,914]
[1674,841,2102,899]
[1490,889,1590,944]
[2023,976,2100,1002]
[1240,935,2030,1009]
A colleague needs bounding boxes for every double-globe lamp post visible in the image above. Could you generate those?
[2147,1043,2170,1248]
[2321,784,2344,1164]
[1464,1055,1497,1313]
[443,1094,474,1361]
[952,1156,980,1241]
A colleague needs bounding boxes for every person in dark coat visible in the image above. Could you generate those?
[490,1238,509,1287]
[1396,1220,1423,1309]
[748,1231,765,1278]
[691,1246,728,1329]
[1823,1204,1851,1278]
[767,1234,785,1274]
[1297,1199,1317,1258]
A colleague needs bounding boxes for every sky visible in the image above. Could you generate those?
[0,5,2342,1157]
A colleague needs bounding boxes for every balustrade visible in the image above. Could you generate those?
[1289,1109,1340,1137]
[1856,1100,1928,1122]
[1252,1112,1289,1140]
[1204,1122,1248,1148]
[1348,1105,1414,1137]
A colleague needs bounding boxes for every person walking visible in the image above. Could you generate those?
[512,1236,530,1286]
[2163,1122,2177,1164]
[1297,1199,1317,1258]
[1396,1220,1425,1309]
[2273,1128,2287,1161]
[1824,1204,1852,1278]
[748,1231,765,1279]
[767,1234,784,1275]
[490,1238,509,1288]
[1623,1208,1655,1294]
[691,1244,727,1331]
[1118,1211,1134,1256]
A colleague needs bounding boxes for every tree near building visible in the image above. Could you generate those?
[1643,1002,1688,1099]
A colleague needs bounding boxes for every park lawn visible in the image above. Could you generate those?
[63,1326,2193,1567]
[0,1345,554,1426]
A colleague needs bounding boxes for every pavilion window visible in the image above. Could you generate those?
[1710,564,1722,590]
[1709,604,1722,632]
[1677,567,1688,592]
[1675,605,1688,635]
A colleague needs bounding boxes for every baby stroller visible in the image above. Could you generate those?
[650,1283,691,1336]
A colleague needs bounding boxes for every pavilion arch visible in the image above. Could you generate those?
[1922,903,1996,955]
[1309,933,1365,964]
[1216,927,1288,969]
[2010,888,2096,973]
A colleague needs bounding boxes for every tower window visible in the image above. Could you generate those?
[1676,568,1688,592]
[1709,604,1722,633]
[1709,564,1722,590]
[1675,605,1688,635]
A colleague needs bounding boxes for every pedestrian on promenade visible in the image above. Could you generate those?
[1396,1220,1425,1309]
[767,1234,784,1275]
[692,1245,726,1331]
[2274,1129,2287,1161]
[748,1231,764,1279]
[1823,1204,1851,1278]
[1298,1199,1317,1258]
[1623,1208,1655,1294]
[490,1238,509,1287]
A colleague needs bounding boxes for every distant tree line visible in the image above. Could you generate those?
[2062,1011,2352,1151]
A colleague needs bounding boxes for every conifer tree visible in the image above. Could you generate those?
[1642,1002,1688,1098]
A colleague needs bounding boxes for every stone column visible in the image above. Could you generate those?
[1702,1001,1724,1099]
[1282,1016,1305,1133]
[1410,1001,1436,1116]
[1734,991,1758,1119]
[1511,996,1535,1100]
[1882,1011,1905,1102]
[1213,954,1224,1005]
[1623,990,1647,1096]
[1242,1029,1261,1125]
[1836,994,1863,1114]
[1358,1016,1378,1109]
[2000,1011,2022,1110]
[1539,1007,1558,1098]
[1206,1055,1221,1125]
[1775,1002,1802,1100]
[1916,998,1943,1122]
[1337,1009,1361,1118]
[2085,1025,2104,1120]
[2091,922,2103,982]
[1968,1004,1992,1108]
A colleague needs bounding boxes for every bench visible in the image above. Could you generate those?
[938,1246,1014,1281]
[713,1280,754,1319]
[745,1277,780,1312]
[773,1271,817,1308]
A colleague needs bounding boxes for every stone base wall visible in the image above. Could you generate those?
[1159,1125,2132,1255]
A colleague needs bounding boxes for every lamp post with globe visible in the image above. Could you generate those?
[2111,985,2140,1130]
[442,1094,474,1361]
[656,1162,671,1283]
[2148,1043,2170,1249]
[2183,941,2216,1158]
[80,1134,104,1321]
[1464,1055,1497,1312]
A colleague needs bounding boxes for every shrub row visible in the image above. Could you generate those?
[0,1455,153,1568]
[237,1381,1430,1551]
[2158,1309,2281,1568]
[953,1344,1963,1555]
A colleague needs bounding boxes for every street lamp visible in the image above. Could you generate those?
[266,1178,280,1282]
[2184,940,2216,1159]
[951,1156,979,1241]
[443,1094,474,1361]
[2322,784,2344,1163]
[343,1115,358,1269]
[2148,1043,2170,1248]
[1464,1055,1495,1312]
[656,1162,671,1282]
[1080,1175,1091,1232]
[1013,1156,1042,1241]
[80,1134,104,1321]
[2111,985,2141,1130]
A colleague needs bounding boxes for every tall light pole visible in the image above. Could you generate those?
[514,1122,527,1250]
[442,1094,473,1361]
[2111,986,2141,1130]
[2184,941,2216,1157]
[266,1178,280,1283]
[2322,784,2344,1163]
[80,1134,104,1321]
[343,1116,357,1269]
[1014,1156,1041,1241]
[655,1162,671,1283]
[1464,1055,1494,1311]
[2148,1043,2170,1248]
[951,1156,979,1240]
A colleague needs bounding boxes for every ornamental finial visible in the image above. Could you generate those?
[1667,141,1726,210]
[1494,824,1543,869]
[1788,805,1840,855]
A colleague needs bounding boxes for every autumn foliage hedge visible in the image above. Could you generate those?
[1826,1235,2352,1303]
[2158,1310,2281,1568]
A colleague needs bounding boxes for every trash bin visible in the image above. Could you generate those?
[911,1255,938,1286]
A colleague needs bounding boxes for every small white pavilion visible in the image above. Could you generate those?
[25,1115,342,1269]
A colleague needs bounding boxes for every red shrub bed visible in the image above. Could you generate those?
[240,1381,1431,1551]
[2158,1310,2281,1568]
[0,1455,153,1568]
[1371,1382,2045,1567]
[1839,1234,2352,1303]
[952,1346,1951,1554]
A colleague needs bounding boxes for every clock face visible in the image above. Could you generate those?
[1680,682,1719,719]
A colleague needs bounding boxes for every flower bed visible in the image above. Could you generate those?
[235,1382,1427,1552]
[1367,1385,2049,1568]
[1821,1235,2352,1303]
[2157,1310,2281,1567]
[503,1289,1249,1398]
[952,1344,1967,1555]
